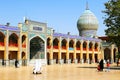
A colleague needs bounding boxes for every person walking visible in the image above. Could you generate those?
[106,60,110,72]
[99,59,104,71]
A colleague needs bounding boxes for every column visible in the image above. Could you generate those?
[58,37,62,64]
[111,44,114,63]
[4,30,9,66]
[92,42,95,63]
[66,38,70,64]
[98,42,102,62]
[25,35,29,66]
[17,34,22,66]
[73,39,77,63]
[86,41,89,64]
[49,37,53,65]
[80,40,83,63]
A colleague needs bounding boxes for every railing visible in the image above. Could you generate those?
[22,44,26,48]
[83,48,86,51]
[53,46,59,49]
[76,48,80,50]
[0,42,4,46]
[95,49,98,51]
[69,47,74,50]
[62,46,66,49]
[89,48,92,51]
[47,46,51,49]
[9,43,18,47]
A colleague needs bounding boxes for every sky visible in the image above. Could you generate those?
[0,0,108,36]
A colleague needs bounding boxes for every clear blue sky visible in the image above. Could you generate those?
[0,0,108,36]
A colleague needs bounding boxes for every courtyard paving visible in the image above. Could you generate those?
[0,63,120,80]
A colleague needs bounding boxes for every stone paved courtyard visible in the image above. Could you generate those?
[0,63,120,80]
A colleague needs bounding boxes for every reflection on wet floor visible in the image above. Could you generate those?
[0,64,120,80]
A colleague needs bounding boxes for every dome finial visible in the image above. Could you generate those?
[86,1,89,10]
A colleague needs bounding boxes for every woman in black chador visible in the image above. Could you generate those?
[99,59,104,71]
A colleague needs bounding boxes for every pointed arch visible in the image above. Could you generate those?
[76,40,81,50]
[0,31,5,46]
[9,33,18,47]
[89,42,93,51]
[47,37,51,49]
[53,38,59,49]
[61,39,67,49]
[83,41,87,51]
[30,36,45,59]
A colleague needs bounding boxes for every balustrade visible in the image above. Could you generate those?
[0,42,4,46]
[9,43,18,47]
[76,48,80,50]
[62,46,66,49]
[22,44,26,48]
[47,46,51,49]
[53,46,59,49]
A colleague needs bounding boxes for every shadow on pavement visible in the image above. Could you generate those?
[77,66,120,70]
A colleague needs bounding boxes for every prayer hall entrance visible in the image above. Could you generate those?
[30,36,45,60]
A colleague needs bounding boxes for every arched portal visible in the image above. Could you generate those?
[104,48,111,61]
[69,53,73,63]
[30,36,44,59]
[95,43,98,51]
[22,35,26,48]
[9,33,18,47]
[53,52,58,64]
[0,32,5,60]
[0,31,5,46]
[89,42,93,51]
[53,38,59,49]
[95,54,98,63]
[76,53,80,63]
[22,52,25,59]
[47,52,50,64]
[61,39,67,49]
[83,54,86,63]
[61,53,66,63]
[22,52,26,66]
[83,41,87,51]
[47,37,51,49]
[76,41,81,50]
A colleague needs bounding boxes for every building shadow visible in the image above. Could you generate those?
[77,66,120,70]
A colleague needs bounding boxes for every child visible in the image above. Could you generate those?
[106,60,110,72]
[97,64,100,71]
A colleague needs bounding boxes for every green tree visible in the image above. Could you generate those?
[103,0,120,64]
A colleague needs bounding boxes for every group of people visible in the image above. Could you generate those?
[97,59,110,72]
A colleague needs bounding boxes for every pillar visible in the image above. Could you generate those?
[92,42,95,63]
[86,41,89,64]
[80,40,83,63]
[49,37,53,65]
[73,39,77,63]
[111,44,114,63]
[66,38,70,64]
[17,34,22,66]
[4,30,9,66]
[98,42,102,62]
[58,37,62,64]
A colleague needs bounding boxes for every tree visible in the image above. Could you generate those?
[103,0,120,43]
[103,0,120,64]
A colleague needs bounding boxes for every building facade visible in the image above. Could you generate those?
[0,19,102,66]
[1,7,117,66]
